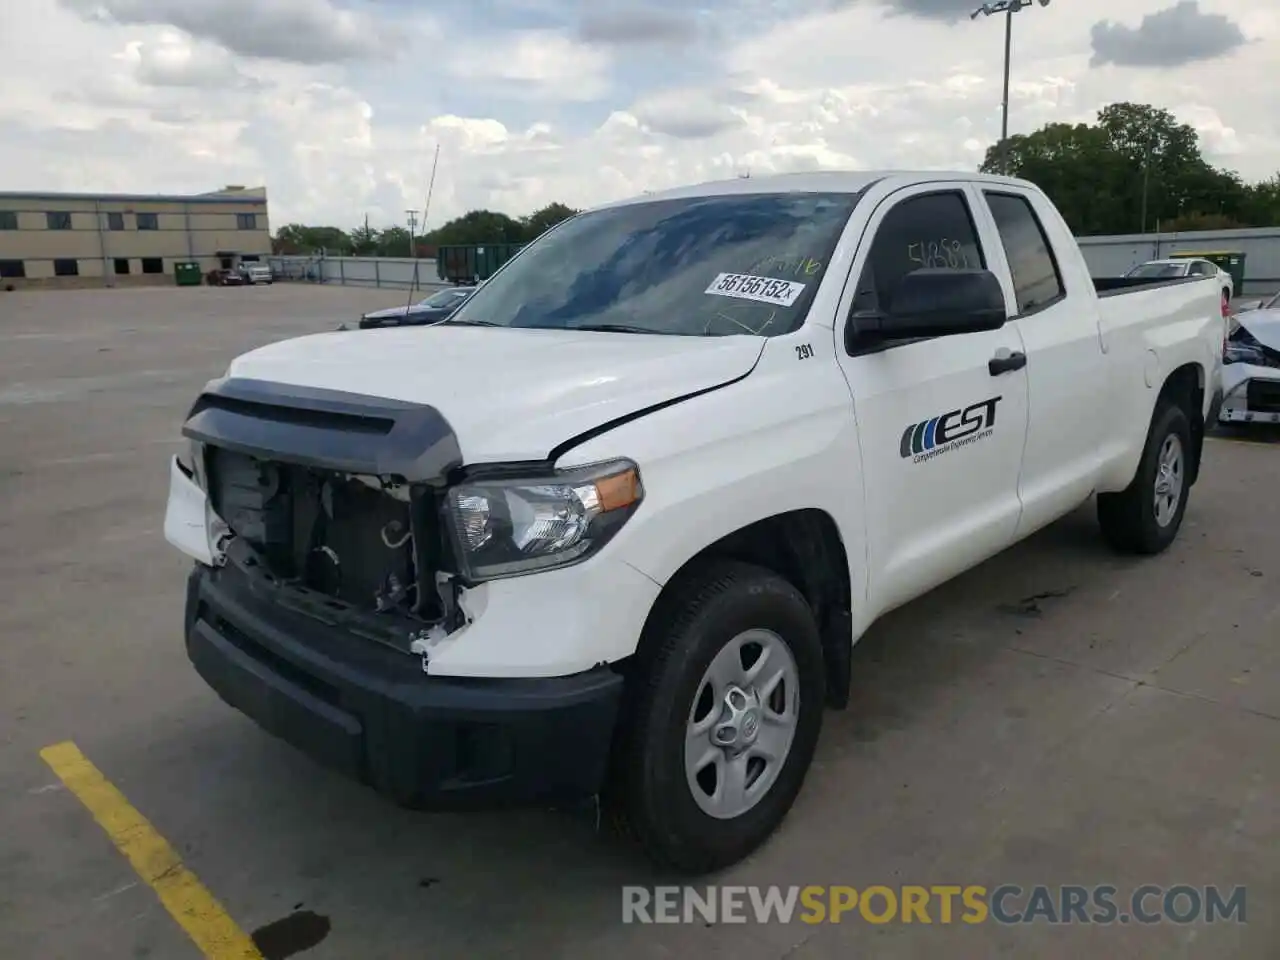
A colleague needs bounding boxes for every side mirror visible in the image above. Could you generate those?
[850,268,1008,345]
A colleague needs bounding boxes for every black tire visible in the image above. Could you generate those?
[1097,400,1193,555]
[605,559,826,874]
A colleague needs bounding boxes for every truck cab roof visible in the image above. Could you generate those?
[597,170,1038,210]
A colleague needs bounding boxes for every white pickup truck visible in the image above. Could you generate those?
[165,171,1225,874]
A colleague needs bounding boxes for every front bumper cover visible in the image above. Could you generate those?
[185,562,625,808]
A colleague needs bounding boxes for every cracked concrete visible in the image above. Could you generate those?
[1,286,1276,959]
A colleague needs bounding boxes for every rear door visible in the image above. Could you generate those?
[833,182,1029,617]
[973,187,1111,537]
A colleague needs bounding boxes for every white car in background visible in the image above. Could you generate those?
[1221,289,1280,425]
[1125,258,1233,313]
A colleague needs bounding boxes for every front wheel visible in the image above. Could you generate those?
[606,560,826,874]
[1097,401,1192,554]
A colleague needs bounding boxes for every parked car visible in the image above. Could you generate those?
[165,171,1224,876]
[206,268,245,286]
[356,286,475,329]
[1221,289,1280,425]
[237,262,273,285]
[1125,258,1233,314]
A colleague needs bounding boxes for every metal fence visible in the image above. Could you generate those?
[267,255,446,290]
[1077,226,1280,296]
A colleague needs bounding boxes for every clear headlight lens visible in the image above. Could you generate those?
[444,459,644,581]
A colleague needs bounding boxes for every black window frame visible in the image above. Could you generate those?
[107,212,125,231]
[136,212,159,231]
[0,211,17,230]
[114,258,131,275]
[46,211,73,230]
[0,259,25,278]
[53,258,79,277]
[845,188,989,356]
[141,257,165,275]
[236,212,257,230]
[983,190,1066,318]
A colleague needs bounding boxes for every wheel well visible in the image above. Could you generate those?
[650,510,855,710]
[1158,363,1205,485]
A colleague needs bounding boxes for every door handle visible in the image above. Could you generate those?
[989,351,1027,376]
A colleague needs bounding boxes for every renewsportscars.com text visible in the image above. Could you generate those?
[622,884,1247,926]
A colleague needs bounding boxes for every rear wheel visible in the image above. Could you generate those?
[606,560,826,874]
[1097,401,1192,554]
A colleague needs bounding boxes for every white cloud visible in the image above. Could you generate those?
[0,0,1273,232]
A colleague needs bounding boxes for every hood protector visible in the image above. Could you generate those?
[182,378,464,483]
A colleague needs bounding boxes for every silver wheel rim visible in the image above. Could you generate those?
[1153,433,1184,528]
[684,628,800,820]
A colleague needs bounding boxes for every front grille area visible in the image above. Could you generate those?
[1247,380,1280,414]
[206,446,442,619]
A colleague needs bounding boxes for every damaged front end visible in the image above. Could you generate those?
[174,378,467,664]
[1222,317,1280,424]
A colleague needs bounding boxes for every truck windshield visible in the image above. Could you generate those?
[444,191,863,337]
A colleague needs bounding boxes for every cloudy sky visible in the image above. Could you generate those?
[1,0,1274,231]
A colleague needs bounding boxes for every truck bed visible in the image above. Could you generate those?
[1092,275,1206,298]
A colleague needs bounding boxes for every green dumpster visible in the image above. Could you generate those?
[174,261,203,287]
[436,243,526,284]
[1169,250,1246,295]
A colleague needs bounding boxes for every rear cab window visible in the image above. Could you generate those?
[983,192,1065,316]
[445,191,865,338]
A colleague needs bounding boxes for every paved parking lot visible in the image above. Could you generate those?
[1,285,1277,960]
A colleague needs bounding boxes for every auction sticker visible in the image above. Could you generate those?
[705,273,806,307]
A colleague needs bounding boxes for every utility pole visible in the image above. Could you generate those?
[1140,133,1154,234]
[971,0,1052,175]
[405,209,419,291]
[404,208,419,257]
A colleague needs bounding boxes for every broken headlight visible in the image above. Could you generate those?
[177,439,208,489]
[444,459,643,581]
[1224,327,1277,367]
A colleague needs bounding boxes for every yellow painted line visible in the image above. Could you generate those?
[39,741,263,960]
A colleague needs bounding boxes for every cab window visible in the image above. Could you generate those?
[853,191,986,317]
[984,192,1065,314]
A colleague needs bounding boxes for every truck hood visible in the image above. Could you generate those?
[226,326,765,462]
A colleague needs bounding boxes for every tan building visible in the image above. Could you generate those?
[0,185,271,289]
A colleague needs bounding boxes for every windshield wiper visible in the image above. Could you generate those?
[437,318,501,327]
[570,323,662,335]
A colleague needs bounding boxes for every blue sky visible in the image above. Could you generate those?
[1,0,1273,230]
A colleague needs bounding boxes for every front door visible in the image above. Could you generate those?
[834,183,1029,617]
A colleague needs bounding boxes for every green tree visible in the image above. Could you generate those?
[348,221,379,256]
[375,226,412,257]
[421,209,529,246]
[520,202,579,240]
[273,223,352,254]
[981,101,1277,234]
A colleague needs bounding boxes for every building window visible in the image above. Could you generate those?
[53,259,79,276]
[114,258,131,275]
[136,212,159,230]
[236,213,257,230]
[47,212,73,230]
[107,212,125,231]
[0,260,25,278]
[0,211,17,230]
[141,257,164,274]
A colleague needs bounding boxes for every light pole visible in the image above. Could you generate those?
[970,0,1051,175]
[405,209,419,291]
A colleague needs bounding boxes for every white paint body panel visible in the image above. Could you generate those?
[170,170,1226,677]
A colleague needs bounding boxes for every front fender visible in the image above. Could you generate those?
[555,338,867,608]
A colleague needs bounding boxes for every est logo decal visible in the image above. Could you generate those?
[900,396,1002,463]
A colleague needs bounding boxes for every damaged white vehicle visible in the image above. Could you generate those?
[1222,290,1280,424]
[164,170,1224,875]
